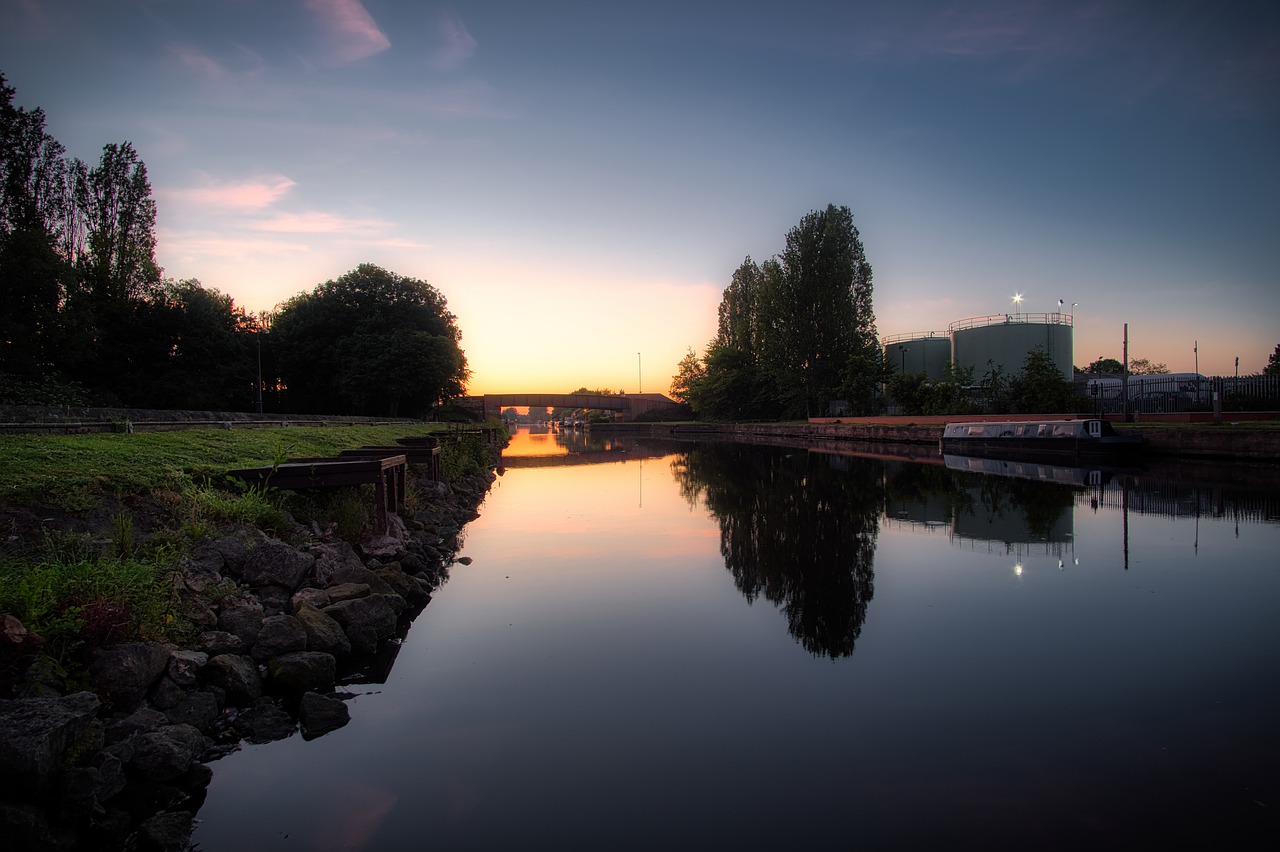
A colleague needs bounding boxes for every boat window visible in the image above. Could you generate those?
[1088,421,1101,438]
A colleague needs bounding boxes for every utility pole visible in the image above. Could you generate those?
[637,352,642,394]
[1122,323,1130,422]
[255,320,264,415]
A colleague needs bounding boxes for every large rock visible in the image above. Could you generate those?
[216,595,265,646]
[87,642,170,711]
[375,567,431,608]
[360,534,406,561]
[202,654,262,705]
[250,615,307,661]
[0,691,101,797]
[105,707,169,745]
[322,594,402,654]
[126,724,207,782]
[310,541,377,588]
[299,692,350,737]
[267,651,336,693]
[167,650,208,688]
[294,604,352,657]
[136,810,195,852]
[239,539,315,590]
[194,630,246,657]
[164,691,219,731]
[234,698,296,744]
[178,553,221,593]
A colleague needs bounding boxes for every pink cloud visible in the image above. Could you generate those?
[163,175,296,210]
[432,10,478,71]
[304,0,391,62]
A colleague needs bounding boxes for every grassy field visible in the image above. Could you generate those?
[0,423,498,668]
[0,424,452,510]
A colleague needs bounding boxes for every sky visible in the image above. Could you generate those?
[3,0,1277,391]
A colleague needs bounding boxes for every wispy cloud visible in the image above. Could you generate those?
[304,0,391,62]
[159,230,314,259]
[250,211,395,234]
[432,9,478,71]
[163,175,297,210]
[165,43,226,78]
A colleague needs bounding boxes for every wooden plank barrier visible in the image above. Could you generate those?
[339,446,441,481]
[226,455,407,533]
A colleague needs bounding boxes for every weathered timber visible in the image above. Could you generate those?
[226,456,407,532]
[339,446,441,480]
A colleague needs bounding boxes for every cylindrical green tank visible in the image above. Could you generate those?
[949,314,1073,381]
[882,332,950,379]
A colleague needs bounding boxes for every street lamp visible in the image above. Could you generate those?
[1012,293,1023,316]
[898,345,908,373]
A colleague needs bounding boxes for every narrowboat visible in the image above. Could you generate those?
[940,418,1145,461]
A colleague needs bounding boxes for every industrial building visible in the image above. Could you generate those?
[883,311,1073,381]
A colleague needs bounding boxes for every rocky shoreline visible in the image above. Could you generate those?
[1,456,498,851]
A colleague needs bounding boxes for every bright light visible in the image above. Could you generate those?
[1012,293,1024,312]
[1014,563,1023,576]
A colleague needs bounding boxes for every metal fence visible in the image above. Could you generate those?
[1082,374,1280,415]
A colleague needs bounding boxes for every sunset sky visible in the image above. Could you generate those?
[3,0,1277,390]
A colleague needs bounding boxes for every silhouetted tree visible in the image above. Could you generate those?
[272,264,469,416]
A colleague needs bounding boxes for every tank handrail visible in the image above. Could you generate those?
[881,331,948,345]
[948,312,1073,333]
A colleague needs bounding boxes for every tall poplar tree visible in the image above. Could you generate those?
[773,204,875,416]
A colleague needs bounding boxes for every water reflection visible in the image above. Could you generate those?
[500,427,678,469]
[672,442,880,659]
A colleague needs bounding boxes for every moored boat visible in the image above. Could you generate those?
[940,418,1145,461]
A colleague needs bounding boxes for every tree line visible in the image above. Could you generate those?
[669,202,1280,421]
[0,73,467,416]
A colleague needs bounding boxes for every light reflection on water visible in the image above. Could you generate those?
[192,431,1280,850]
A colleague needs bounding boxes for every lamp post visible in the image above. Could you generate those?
[1012,293,1023,317]
[637,352,642,394]
[898,345,908,373]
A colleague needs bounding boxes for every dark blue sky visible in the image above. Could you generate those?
[3,0,1276,387]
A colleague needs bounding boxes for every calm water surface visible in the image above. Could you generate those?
[192,428,1280,850]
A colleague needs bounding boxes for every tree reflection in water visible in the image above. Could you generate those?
[672,442,881,659]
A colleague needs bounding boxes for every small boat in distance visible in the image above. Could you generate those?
[940,418,1146,461]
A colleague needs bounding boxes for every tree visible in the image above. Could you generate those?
[697,204,877,420]
[688,343,779,421]
[1009,347,1081,414]
[768,204,876,417]
[1085,357,1124,375]
[272,264,469,416]
[0,74,74,381]
[715,258,763,355]
[1129,357,1168,375]
[669,347,705,405]
[75,142,159,303]
[1265,345,1280,376]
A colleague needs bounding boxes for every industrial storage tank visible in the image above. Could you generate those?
[949,313,1073,380]
[883,332,951,379]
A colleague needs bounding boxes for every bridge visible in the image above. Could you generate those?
[457,392,675,421]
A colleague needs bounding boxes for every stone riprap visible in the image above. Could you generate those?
[0,455,497,852]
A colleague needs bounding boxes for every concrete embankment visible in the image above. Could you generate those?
[599,418,1280,463]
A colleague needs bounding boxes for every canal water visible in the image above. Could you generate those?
[192,428,1280,850]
